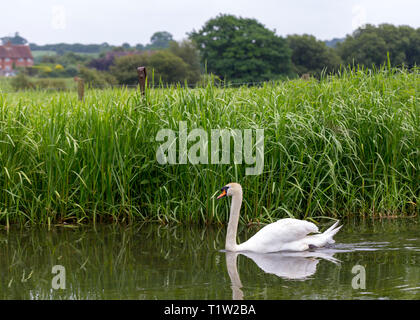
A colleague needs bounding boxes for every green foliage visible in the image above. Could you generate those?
[10,72,34,90]
[287,34,342,77]
[9,73,69,91]
[109,54,149,85]
[28,52,91,78]
[0,67,418,224]
[30,42,112,54]
[338,24,420,68]
[1,32,27,45]
[149,31,173,49]
[189,14,293,82]
[34,78,67,90]
[78,67,117,87]
[168,40,202,84]
[325,38,345,48]
[109,51,196,85]
[148,51,189,84]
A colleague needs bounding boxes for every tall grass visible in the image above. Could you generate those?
[0,67,418,225]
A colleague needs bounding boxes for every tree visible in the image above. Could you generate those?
[29,42,111,54]
[287,34,342,77]
[79,67,118,87]
[337,24,420,68]
[406,28,420,67]
[189,14,292,82]
[109,51,192,85]
[1,32,28,45]
[135,43,145,51]
[148,51,189,84]
[149,31,173,49]
[88,55,115,71]
[109,54,149,84]
[168,40,201,84]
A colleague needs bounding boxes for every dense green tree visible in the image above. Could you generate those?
[109,51,190,85]
[287,34,342,77]
[406,29,420,67]
[1,32,27,45]
[324,38,345,48]
[109,54,149,84]
[148,51,188,84]
[149,31,173,49]
[189,14,292,82]
[168,40,201,84]
[337,24,420,68]
[79,67,118,87]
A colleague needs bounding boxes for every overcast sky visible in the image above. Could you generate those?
[1,0,420,45]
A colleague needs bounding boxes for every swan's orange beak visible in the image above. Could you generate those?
[217,189,227,199]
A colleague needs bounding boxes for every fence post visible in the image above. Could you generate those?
[301,73,310,81]
[137,66,147,96]
[74,77,84,101]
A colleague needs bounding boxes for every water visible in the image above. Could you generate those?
[0,219,419,300]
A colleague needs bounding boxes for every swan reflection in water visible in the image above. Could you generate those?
[225,250,340,300]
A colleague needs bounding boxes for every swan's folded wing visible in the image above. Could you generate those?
[272,218,318,240]
[247,218,319,245]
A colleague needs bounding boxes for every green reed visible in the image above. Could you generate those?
[0,67,418,225]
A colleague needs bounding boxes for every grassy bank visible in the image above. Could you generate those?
[0,67,418,225]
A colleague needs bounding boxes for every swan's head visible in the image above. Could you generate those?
[217,183,242,199]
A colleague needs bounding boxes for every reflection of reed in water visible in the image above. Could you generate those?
[0,224,225,299]
[225,250,340,299]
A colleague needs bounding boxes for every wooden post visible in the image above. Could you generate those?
[74,76,84,101]
[78,78,84,101]
[137,67,147,95]
[301,73,310,81]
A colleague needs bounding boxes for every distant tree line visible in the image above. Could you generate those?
[81,40,201,87]
[1,32,28,45]
[4,15,420,86]
[30,42,112,55]
[27,31,174,55]
[190,14,420,83]
[337,23,420,68]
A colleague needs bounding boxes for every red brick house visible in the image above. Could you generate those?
[0,41,34,76]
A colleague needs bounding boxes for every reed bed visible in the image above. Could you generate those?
[0,67,418,225]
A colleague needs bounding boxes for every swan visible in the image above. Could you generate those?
[217,183,342,253]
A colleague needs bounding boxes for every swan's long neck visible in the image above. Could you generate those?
[225,190,242,251]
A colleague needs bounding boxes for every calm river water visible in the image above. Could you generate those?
[0,218,419,299]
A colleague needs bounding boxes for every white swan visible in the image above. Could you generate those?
[217,183,342,253]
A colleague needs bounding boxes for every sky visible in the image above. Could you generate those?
[1,0,420,45]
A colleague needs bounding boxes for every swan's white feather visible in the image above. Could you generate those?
[221,183,342,253]
[237,218,321,253]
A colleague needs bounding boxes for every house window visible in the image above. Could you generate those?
[5,66,10,70]
[18,58,23,62]
[5,58,10,62]
[27,58,32,63]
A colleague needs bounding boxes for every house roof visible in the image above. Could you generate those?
[0,42,33,59]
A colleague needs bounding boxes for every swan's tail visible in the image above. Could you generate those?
[323,220,342,244]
